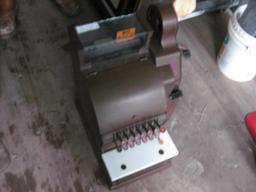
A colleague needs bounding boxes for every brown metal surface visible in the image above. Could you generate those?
[88,60,169,135]
[70,1,181,188]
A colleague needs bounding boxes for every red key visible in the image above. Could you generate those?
[160,127,166,133]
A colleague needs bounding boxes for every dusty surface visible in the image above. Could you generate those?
[0,0,256,192]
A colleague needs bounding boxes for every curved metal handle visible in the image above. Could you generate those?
[147,3,178,50]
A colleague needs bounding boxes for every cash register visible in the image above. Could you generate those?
[69,2,182,189]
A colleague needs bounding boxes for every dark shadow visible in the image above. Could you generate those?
[66,0,102,26]
[249,140,256,165]
[210,11,229,56]
[74,97,110,187]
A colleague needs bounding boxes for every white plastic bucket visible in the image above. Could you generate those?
[218,5,256,82]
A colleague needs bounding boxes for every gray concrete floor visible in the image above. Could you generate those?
[0,0,256,192]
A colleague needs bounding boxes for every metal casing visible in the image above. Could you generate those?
[70,2,181,188]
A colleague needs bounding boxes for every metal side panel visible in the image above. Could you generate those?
[102,131,179,182]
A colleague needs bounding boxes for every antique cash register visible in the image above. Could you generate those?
[70,2,182,188]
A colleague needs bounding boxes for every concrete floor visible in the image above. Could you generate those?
[0,0,256,192]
